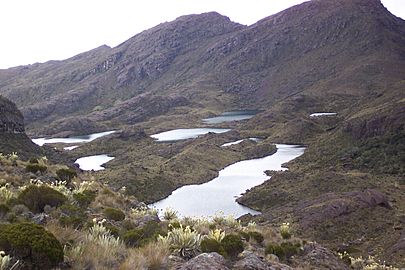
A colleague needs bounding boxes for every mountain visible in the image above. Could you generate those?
[1,0,404,137]
[0,0,404,266]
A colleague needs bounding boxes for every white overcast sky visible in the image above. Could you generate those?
[0,0,404,69]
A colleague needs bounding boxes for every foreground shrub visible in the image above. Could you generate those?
[265,242,301,261]
[123,221,163,247]
[64,219,125,269]
[56,168,77,183]
[58,204,87,228]
[0,222,63,269]
[248,231,264,244]
[200,238,225,255]
[159,224,201,259]
[73,190,96,208]
[25,163,47,174]
[221,234,244,258]
[18,185,67,213]
[103,207,125,221]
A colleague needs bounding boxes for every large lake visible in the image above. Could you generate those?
[202,110,259,124]
[32,131,116,146]
[75,154,115,171]
[150,144,305,218]
[150,128,231,142]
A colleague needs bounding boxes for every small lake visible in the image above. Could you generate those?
[150,144,305,218]
[310,112,337,117]
[221,138,261,147]
[75,154,115,171]
[203,110,259,124]
[151,128,231,142]
[32,130,116,146]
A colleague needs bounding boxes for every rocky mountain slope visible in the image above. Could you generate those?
[1,0,404,137]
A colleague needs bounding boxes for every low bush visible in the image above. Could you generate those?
[221,234,244,258]
[0,222,63,269]
[29,157,39,164]
[123,221,163,247]
[56,168,77,183]
[265,242,301,261]
[73,190,96,208]
[0,204,10,218]
[103,207,125,221]
[18,185,67,213]
[58,204,87,228]
[248,231,264,244]
[200,238,225,255]
[25,163,47,174]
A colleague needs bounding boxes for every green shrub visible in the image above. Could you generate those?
[221,234,244,258]
[265,242,301,261]
[18,185,67,213]
[0,204,10,218]
[25,163,47,174]
[248,231,264,244]
[56,168,77,183]
[239,231,250,241]
[58,204,87,228]
[103,207,125,221]
[200,238,225,255]
[0,222,64,269]
[29,157,39,164]
[122,221,163,247]
[73,190,96,208]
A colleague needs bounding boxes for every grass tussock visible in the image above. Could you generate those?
[119,241,170,270]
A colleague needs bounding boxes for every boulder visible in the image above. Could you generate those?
[234,251,292,270]
[179,252,229,270]
[292,242,349,270]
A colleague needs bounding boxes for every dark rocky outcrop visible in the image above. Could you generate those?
[0,95,24,133]
[0,96,43,158]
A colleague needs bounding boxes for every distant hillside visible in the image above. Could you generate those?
[1,0,404,137]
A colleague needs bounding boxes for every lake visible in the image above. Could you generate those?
[32,130,116,146]
[202,110,259,124]
[74,154,115,171]
[310,112,337,117]
[150,128,231,142]
[150,144,305,218]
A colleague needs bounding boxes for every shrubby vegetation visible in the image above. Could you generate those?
[0,152,401,269]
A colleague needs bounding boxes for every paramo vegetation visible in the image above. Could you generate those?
[0,152,400,269]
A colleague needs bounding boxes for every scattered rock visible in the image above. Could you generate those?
[32,213,49,225]
[179,252,229,270]
[292,242,349,270]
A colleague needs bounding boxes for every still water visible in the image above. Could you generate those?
[151,128,231,142]
[150,144,305,218]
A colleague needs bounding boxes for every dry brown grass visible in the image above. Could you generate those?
[119,242,170,270]
[45,221,84,247]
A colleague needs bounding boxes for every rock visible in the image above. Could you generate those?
[234,251,294,270]
[296,189,391,229]
[234,251,269,270]
[292,242,349,270]
[135,213,160,227]
[32,213,49,225]
[179,252,229,270]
